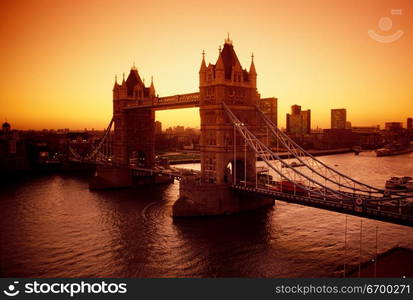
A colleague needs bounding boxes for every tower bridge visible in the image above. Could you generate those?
[69,37,413,226]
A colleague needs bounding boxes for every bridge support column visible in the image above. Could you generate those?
[113,108,155,167]
[173,177,274,217]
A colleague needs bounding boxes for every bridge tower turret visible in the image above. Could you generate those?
[199,50,207,84]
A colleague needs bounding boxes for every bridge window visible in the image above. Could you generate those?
[204,154,217,183]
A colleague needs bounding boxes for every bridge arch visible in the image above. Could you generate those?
[130,150,148,167]
[224,155,256,185]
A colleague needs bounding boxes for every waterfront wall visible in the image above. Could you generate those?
[89,165,174,189]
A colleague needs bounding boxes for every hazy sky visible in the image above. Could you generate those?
[0,0,412,130]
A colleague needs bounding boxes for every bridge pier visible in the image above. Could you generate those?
[173,177,274,217]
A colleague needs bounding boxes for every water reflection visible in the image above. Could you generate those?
[0,153,412,277]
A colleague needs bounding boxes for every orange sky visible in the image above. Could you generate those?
[0,0,412,130]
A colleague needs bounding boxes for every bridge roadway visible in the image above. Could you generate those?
[233,184,413,227]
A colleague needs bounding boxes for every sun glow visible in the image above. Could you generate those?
[1,0,412,130]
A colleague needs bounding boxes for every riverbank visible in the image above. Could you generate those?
[157,151,200,165]
[162,148,353,165]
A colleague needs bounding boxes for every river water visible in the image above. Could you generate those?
[1,152,412,277]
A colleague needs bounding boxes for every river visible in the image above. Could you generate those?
[1,152,412,277]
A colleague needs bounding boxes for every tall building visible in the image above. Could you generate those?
[331,108,346,129]
[154,121,162,135]
[407,118,412,130]
[385,122,402,132]
[286,105,311,135]
[259,97,278,126]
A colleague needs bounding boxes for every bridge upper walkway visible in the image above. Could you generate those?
[124,92,200,111]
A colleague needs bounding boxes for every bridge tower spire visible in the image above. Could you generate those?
[199,50,207,85]
[113,75,119,88]
[215,47,225,82]
[249,53,257,88]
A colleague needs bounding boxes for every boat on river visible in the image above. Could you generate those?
[385,176,413,191]
[376,142,413,157]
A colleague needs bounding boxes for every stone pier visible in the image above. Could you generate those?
[173,176,274,217]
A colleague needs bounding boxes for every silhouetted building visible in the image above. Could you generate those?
[331,109,346,129]
[0,122,29,173]
[407,118,412,130]
[155,126,200,151]
[2,122,11,134]
[286,105,311,135]
[385,122,402,132]
[317,129,356,149]
[351,126,382,148]
[155,121,162,135]
[351,126,380,134]
[259,97,278,126]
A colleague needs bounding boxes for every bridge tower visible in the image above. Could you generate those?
[199,37,259,184]
[173,37,274,216]
[112,66,157,167]
[90,67,171,189]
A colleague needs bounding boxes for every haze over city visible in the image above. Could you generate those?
[1,0,412,130]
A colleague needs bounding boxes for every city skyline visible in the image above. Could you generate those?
[1,0,412,130]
